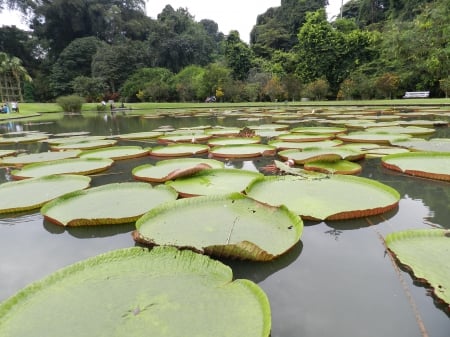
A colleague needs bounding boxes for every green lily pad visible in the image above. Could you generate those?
[0,150,81,167]
[0,175,91,213]
[277,133,335,142]
[304,160,362,175]
[45,135,106,145]
[268,139,343,150]
[79,146,150,160]
[246,175,400,220]
[132,158,224,183]
[166,168,263,197]
[208,137,261,146]
[50,139,117,150]
[41,182,178,226]
[134,193,302,261]
[278,148,364,164]
[0,150,18,158]
[391,138,450,152]
[210,144,276,158]
[291,126,347,134]
[0,246,271,337]
[157,133,212,143]
[363,147,410,158]
[0,134,49,144]
[337,132,412,144]
[151,144,209,157]
[114,131,164,140]
[11,158,114,180]
[385,229,450,306]
[366,126,435,136]
[381,152,450,181]
[205,127,241,136]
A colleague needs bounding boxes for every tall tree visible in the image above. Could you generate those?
[224,31,254,81]
[0,52,31,101]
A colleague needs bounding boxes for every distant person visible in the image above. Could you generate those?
[11,101,19,113]
[2,104,10,114]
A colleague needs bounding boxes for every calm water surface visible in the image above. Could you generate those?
[0,110,449,337]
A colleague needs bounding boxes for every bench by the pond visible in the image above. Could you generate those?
[403,91,430,98]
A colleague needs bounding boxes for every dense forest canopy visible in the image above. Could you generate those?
[0,0,449,103]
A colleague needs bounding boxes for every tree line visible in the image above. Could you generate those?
[0,0,449,103]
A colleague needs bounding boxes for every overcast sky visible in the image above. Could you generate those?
[0,1,348,43]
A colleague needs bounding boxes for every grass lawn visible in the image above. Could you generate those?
[0,98,448,122]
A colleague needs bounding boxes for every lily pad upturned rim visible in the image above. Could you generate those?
[209,144,277,158]
[79,146,150,160]
[381,151,450,181]
[10,158,114,180]
[41,182,178,227]
[0,246,271,337]
[245,175,400,220]
[0,174,91,214]
[134,192,303,261]
[385,229,450,307]
[132,158,225,183]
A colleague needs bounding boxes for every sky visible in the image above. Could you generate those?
[0,1,348,43]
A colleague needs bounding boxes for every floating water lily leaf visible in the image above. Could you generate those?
[0,150,18,159]
[114,131,164,140]
[11,158,113,180]
[151,144,209,157]
[337,132,412,144]
[50,139,117,150]
[79,146,149,160]
[166,168,263,197]
[0,175,91,213]
[41,182,177,226]
[278,148,364,164]
[268,139,342,150]
[132,158,224,183]
[363,147,410,158]
[391,138,450,152]
[246,175,400,220]
[0,150,81,167]
[208,137,261,146]
[304,160,362,175]
[134,193,302,261]
[291,126,347,134]
[385,229,450,306]
[157,133,211,143]
[0,246,271,337]
[277,133,334,142]
[45,135,106,145]
[366,126,435,136]
[210,144,276,158]
[0,134,48,144]
[381,152,450,181]
[205,127,241,136]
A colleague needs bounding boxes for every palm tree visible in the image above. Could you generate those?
[0,52,32,102]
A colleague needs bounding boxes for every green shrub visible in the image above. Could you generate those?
[56,95,85,112]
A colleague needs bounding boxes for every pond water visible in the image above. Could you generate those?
[0,109,449,337]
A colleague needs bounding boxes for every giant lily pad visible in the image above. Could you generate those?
[277,133,335,142]
[166,168,263,197]
[50,139,117,150]
[79,146,150,160]
[114,131,164,140]
[385,229,450,306]
[245,175,400,220]
[0,246,271,337]
[337,132,412,144]
[391,138,450,152]
[381,152,450,181]
[268,139,342,150]
[0,150,81,167]
[304,160,362,175]
[0,150,17,158]
[291,126,347,134]
[41,182,178,226]
[157,133,211,143]
[151,144,209,157]
[0,134,48,144]
[0,175,91,213]
[210,144,276,158]
[11,158,114,180]
[132,158,224,183]
[278,148,364,164]
[134,193,302,261]
[366,126,435,136]
[208,137,261,146]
